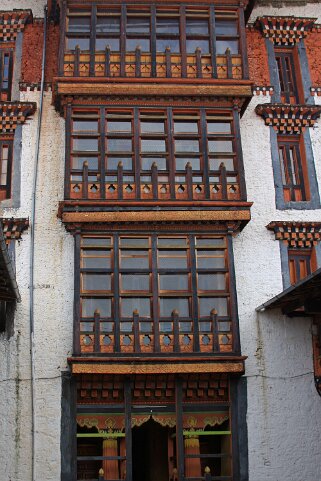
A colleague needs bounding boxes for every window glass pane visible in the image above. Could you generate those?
[68,16,91,32]
[209,158,234,171]
[96,38,120,51]
[196,238,225,247]
[73,120,98,132]
[174,122,198,134]
[158,238,187,247]
[107,138,132,152]
[121,274,150,291]
[160,298,189,317]
[121,298,150,317]
[158,250,187,268]
[67,38,90,50]
[82,298,111,317]
[72,156,99,170]
[96,16,120,33]
[175,140,199,153]
[141,121,165,133]
[159,274,188,291]
[215,21,238,36]
[82,274,111,291]
[197,251,225,269]
[207,122,231,134]
[82,238,111,247]
[186,39,209,54]
[208,140,233,153]
[176,158,200,171]
[156,39,180,53]
[73,138,98,151]
[198,273,225,290]
[199,297,228,317]
[186,19,209,35]
[82,251,111,268]
[156,17,179,34]
[120,250,149,268]
[216,40,239,54]
[107,157,132,170]
[141,139,166,152]
[107,121,132,132]
[127,17,150,33]
[120,238,149,247]
[142,157,167,170]
[126,38,150,51]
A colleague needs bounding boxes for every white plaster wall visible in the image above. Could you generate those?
[0,89,73,481]
[1,0,47,17]
[249,3,321,23]
[236,90,321,481]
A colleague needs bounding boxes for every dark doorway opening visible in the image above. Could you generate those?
[132,418,170,481]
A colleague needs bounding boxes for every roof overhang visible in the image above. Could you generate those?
[256,267,321,316]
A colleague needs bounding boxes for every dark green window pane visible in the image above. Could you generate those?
[121,298,151,317]
[82,298,111,317]
[160,298,189,317]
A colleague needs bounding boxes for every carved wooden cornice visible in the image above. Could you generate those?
[252,86,274,96]
[0,10,32,42]
[0,218,29,244]
[255,16,316,45]
[0,102,37,134]
[267,221,321,247]
[255,104,321,134]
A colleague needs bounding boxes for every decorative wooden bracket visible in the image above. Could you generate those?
[267,221,321,248]
[1,218,29,245]
[255,104,321,134]
[0,102,36,134]
[0,10,32,42]
[255,16,316,45]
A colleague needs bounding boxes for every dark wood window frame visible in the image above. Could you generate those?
[62,3,247,79]
[275,47,303,104]
[0,139,13,200]
[66,106,245,202]
[277,135,310,203]
[0,49,13,101]
[76,233,236,355]
[288,247,316,285]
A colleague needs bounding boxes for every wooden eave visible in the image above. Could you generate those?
[256,267,321,316]
[63,0,250,7]
[0,222,20,302]
[69,355,246,375]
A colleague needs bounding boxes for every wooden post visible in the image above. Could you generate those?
[133,309,140,353]
[219,162,228,200]
[204,466,212,481]
[165,47,172,78]
[186,162,193,200]
[151,162,158,200]
[184,436,202,478]
[175,378,185,481]
[211,309,219,352]
[172,310,180,353]
[124,379,132,481]
[226,48,232,79]
[118,161,124,200]
[94,309,101,353]
[195,48,202,78]
[105,46,111,77]
[74,45,80,77]
[135,46,142,77]
[82,161,88,199]
[103,439,119,480]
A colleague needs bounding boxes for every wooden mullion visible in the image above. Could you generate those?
[189,235,200,352]
[134,108,141,199]
[65,104,72,199]
[100,108,106,199]
[167,107,176,200]
[7,51,14,101]
[200,109,210,199]
[120,5,126,77]
[4,141,12,198]
[151,5,157,77]
[114,234,120,352]
[152,234,160,352]
[238,6,248,80]
[89,5,96,76]
[175,378,185,481]
[295,143,306,200]
[209,6,217,78]
[73,232,81,355]
[180,5,187,78]
[0,52,3,90]
[124,379,132,481]
[285,144,296,201]
[58,0,67,76]
[232,107,247,201]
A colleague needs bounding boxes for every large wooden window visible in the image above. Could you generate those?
[78,234,235,355]
[67,107,242,202]
[288,249,313,285]
[277,136,309,202]
[0,50,13,101]
[0,140,13,200]
[275,49,302,104]
[63,4,244,79]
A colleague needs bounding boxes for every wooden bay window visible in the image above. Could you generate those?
[0,49,13,101]
[0,139,13,200]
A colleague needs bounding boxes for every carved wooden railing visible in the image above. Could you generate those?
[79,308,233,355]
[70,162,241,202]
[63,47,243,80]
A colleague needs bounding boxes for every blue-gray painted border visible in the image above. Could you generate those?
[297,39,314,105]
[279,241,291,289]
